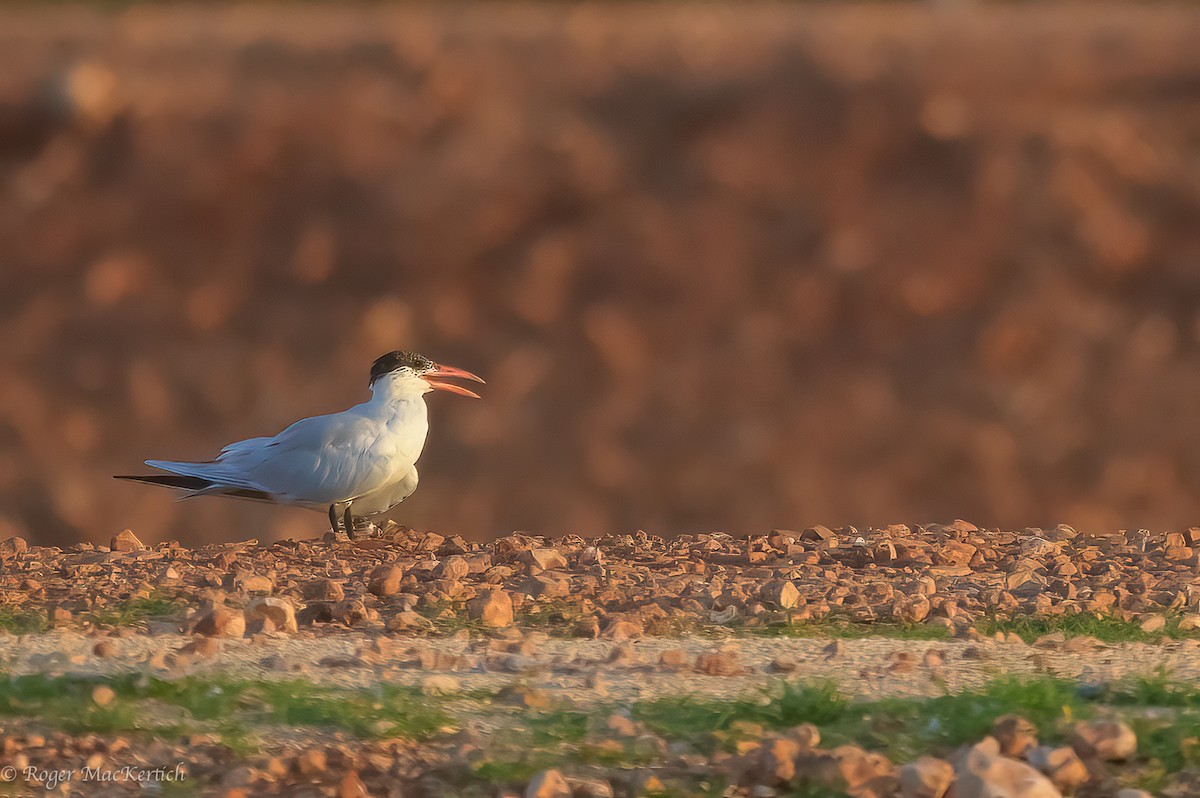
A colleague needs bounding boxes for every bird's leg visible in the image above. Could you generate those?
[351,515,379,537]
[343,505,355,536]
[328,504,340,535]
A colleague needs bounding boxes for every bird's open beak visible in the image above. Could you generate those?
[422,363,485,399]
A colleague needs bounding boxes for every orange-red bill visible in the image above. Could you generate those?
[424,380,481,399]
[422,363,485,398]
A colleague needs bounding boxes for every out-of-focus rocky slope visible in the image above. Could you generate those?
[2,7,1200,544]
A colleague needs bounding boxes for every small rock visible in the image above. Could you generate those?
[499,685,554,709]
[801,525,835,541]
[600,619,643,641]
[467,590,514,628]
[1034,632,1066,648]
[192,606,246,638]
[505,653,545,672]
[245,597,298,634]
[954,738,1061,798]
[179,636,221,657]
[110,529,144,552]
[805,744,896,796]
[567,778,613,798]
[770,655,797,673]
[1070,720,1137,761]
[234,574,273,594]
[574,616,601,638]
[586,672,611,697]
[294,748,327,777]
[0,536,28,556]
[898,756,953,798]
[789,723,820,749]
[261,654,306,673]
[710,605,740,625]
[147,649,189,674]
[524,548,569,572]
[659,649,689,669]
[1177,614,1200,631]
[302,579,344,602]
[993,714,1038,757]
[91,685,116,706]
[579,546,604,566]
[222,767,256,789]
[893,596,932,623]
[1027,745,1089,793]
[338,771,368,798]
[367,565,405,597]
[1138,615,1166,633]
[331,598,367,626]
[524,768,571,798]
[93,640,117,658]
[386,610,434,631]
[605,712,639,737]
[437,555,471,581]
[522,572,572,599]
[757,737,802,784]
[760,580,801,610]
[1063,636,1103,653]
[417,649,467,670]
[421,675,460,695]
[696,647,742,676]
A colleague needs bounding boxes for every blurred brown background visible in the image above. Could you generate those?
[3,6,1200,546]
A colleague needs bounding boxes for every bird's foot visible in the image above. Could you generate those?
[349,518,381,539]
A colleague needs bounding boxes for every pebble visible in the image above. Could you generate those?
[954,738,1062,798]
[1071,720,1137,761]
[467,590,514,628]
[524,768,571,798]
[192,606,246,638]
[898,756,953,798]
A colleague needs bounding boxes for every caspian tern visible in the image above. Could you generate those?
[115,351,484,534]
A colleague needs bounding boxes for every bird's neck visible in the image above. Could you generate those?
[366,379,429,419]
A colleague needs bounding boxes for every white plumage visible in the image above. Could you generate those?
[117,351,483,533]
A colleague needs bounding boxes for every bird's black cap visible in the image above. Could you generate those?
[370,351,434,386]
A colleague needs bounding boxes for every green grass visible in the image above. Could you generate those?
[0,674,185,736]
[745,619,952,641]
[621,611,955,641]
[627,675,1096,760]
[415,601,486,635]
[147,676,454,740]
[86,594,186,627]
[0,595,186,633]
[0,673,454,746]
[975,612,1199,644]
[467,678,1087,789]
[0,607,49,635]
[515,600,587,634]
[622,674,1200,789]
[1,670,1198,794]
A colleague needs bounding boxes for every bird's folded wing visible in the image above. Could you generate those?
[211,413,411,506]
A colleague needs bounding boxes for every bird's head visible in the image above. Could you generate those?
[369,351,485,399]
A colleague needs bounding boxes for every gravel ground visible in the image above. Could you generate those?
[0,521,1197,796]
[5,630,1200,705]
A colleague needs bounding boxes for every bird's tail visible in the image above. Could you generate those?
[114,474,213,492]
[114,472,277,504]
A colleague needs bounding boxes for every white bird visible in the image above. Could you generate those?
[116,351,484,534]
